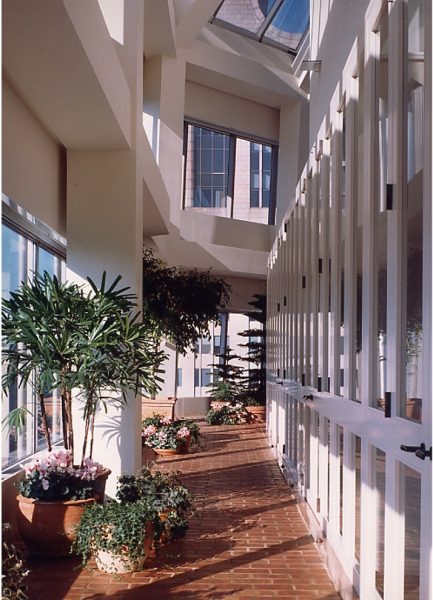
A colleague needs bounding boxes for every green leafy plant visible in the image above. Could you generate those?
[2,524,29,600]
[142,248,231,355]
[2,272,165,466]
[71,498,157,570]
[116,468,196,543]
[207,347,245,402]
[237,293,266,406]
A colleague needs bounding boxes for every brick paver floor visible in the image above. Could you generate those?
[24,423,341,599]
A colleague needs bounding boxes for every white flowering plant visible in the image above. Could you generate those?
[17,448,105,501]
[205,402,249,425]
[142,415,200,450]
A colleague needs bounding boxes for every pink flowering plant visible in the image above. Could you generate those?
[17,448,105,501]
[142,414,200,450]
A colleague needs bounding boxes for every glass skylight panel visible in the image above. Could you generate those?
[215,0,270,34]
[263,0,309,51]
[212,0,309,54]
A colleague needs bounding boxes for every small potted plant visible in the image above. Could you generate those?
[142,415,200,455]
[116,468,196,545]
[205,402,250,426]
[2,523,30,600]
[72,499,156,574]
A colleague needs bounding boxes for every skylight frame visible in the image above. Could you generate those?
[210,0,309,56]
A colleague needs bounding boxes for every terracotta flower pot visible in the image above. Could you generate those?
[177,434,191,454]
[16,495,96,557]
[154,447,180,457]
[16,468,111,557]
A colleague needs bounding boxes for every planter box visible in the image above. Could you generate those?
[142,396,176,420]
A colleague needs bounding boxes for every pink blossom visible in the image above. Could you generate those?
[176,427,190,439]
[143,425,157,437]
[160,416,172,425]
[41,478,49,490]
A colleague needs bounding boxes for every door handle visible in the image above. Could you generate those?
[400,443,432,461]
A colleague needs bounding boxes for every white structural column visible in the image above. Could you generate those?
[66,0,145,496]
[67,150,143,496]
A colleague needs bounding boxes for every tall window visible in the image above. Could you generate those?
[2,218,65,469]
[192,127,230,209]
[184,123,277,225]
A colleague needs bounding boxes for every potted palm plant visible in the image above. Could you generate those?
[2,272,165,556]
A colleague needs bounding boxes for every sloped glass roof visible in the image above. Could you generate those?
[211,0,309,54]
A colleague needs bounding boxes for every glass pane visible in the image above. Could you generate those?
[38,246,58,277]
[374,10,389,411]
[402,464,421,598]
[354,60,364,403]
[215,0,275,34]
[233,138,272,223]
[264,0,309,51]
[403,0,424,422]
[354,436,361,562]
[339,425,344,535]
[184,124,231,216]
[2,225,30,469]
[375,448,386,597]
[338,114,346,397]
[326,418,330,519]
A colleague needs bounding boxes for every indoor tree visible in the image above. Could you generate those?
[2,272,165,465]
[207,347,245,402]
[237,293,267,405]
[142,247,231,355]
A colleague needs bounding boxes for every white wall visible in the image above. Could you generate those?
[309,0,370,145]
[185,80,280,142]
[2,77,66,236]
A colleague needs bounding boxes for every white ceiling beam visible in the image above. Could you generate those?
[143,0,177,58]
[175,0,222,49]
[3,0,131,149]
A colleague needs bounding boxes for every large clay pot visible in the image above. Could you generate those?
[16,495,95,557]
[16,468,111,557]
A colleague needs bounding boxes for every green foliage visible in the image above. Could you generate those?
[72,468,196,568]
[116,468,196,542]
[2,524,29,600]
[142,247,231,354]
[2,272,166,463]
[237,293,267,406]
[17,469,94,502]
[71,499,157,569]
[207,347,245,401]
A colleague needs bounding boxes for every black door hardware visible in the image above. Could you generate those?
[303,394,314,401]
[400,443,432,461]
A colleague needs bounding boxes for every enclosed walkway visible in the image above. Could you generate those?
[25,423,341,599]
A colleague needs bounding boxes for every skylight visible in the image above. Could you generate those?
[211,0,309,54]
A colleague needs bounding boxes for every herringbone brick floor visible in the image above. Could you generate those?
[24,423,341,599]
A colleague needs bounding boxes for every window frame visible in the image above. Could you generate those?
[2,200,66,472]
[183,119,278,225]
